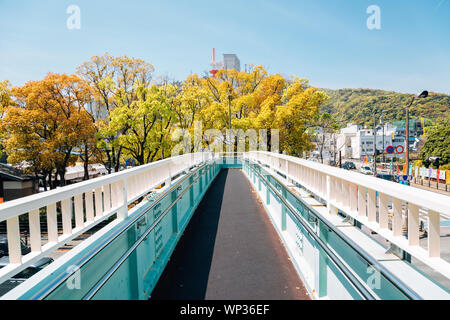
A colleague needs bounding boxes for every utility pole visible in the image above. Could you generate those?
[381,112,385,164]
[0,173,4,203]
[228,93,233,153]
[333,133,337,166]
[405,104,410,183]
[373,115,377,176]
[405,91,428,185]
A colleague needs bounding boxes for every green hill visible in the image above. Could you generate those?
[320,88,450,127]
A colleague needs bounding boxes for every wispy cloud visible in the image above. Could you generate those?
[436,0,446,9]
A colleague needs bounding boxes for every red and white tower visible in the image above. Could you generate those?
[209,48,223,77]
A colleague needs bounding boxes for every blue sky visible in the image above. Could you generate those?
[0,0,449,94]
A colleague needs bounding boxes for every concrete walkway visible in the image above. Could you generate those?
[150,169,309,300]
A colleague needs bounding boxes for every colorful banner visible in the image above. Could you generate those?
[417,167,447,181]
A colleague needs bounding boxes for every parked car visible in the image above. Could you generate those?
[0,256,54,296]
[360,166,373,175]
[343,161,356,170]
[0,236,31,257]
[376,173,394,181]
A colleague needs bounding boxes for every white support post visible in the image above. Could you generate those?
[428,210,440,258]
[6,217,21,264]
[47,203,58,243]
[349,183,357,213]
[104,184,112,212]
[408,204,420,246]
[85,190,95,222]
[165,163,172,188]
[61,198,72,235]
[74,194,84,229]
[357,186,367,217]
[117,180,128,221]
[367,189,377,222]
[326,175,337,215]
[335,178,342,205]
[111,181,120,209]
[286,160,290,181]
[392,198,403,237]
[29,209,41,252]
[125,176,134,201]
[379,193,389,229]
[342,181,350,209]
[94,188,103,217]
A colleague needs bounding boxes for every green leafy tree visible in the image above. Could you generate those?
[420,117,450,166]
[77,53,155,172]
[109,84,175,165]
[322,88,449,126]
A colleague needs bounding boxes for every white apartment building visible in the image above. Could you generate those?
[336,124,361,159]
[314,122,417,162]
[351,128,394,159]
[348,122,411,160]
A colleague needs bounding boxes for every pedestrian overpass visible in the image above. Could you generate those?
[0,152,449,300]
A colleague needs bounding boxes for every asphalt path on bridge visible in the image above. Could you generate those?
[150,169,309,300]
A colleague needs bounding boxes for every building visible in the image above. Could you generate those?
[392,119,424,137]
[345,122,423,161]
[65,163,108,184]
[336,124,361,159]
[0,163,38,203]
[223,54,240,71]
[350,128,394,160]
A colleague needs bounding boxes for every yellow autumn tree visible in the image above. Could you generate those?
[0,80,13,161]
[185,66,327,156]
[1,74,95,188]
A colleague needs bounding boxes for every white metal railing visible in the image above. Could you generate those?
[0,152,216,284]
[244,151,450,280]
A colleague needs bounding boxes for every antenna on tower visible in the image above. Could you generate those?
[209,48,222,78]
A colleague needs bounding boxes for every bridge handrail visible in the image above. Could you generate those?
[245,151,450,280]
[0,152,216,285]
[248,162,422,300]
[248,162,420,299]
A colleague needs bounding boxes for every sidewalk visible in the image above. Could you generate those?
[410,180,450,196]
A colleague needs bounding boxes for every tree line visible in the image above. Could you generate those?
[0,53,328,190]
[321,88,450,126]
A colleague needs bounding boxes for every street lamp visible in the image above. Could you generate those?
[380,110,386,164]
[405,91,428,184]
[373,115,377,176]
[227,93,233,152]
